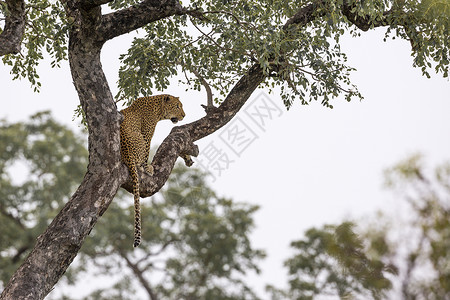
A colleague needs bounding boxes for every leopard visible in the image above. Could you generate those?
[120,94,186,247]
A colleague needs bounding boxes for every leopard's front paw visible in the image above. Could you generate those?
[144,164,154,176]
[182,154,194,167]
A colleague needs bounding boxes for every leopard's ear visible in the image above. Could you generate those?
[165,95,171,102]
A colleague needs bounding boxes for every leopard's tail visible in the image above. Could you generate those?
[130,163,141,247]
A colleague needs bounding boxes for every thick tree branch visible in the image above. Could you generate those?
[0,0,26,56]
[98,0,184,42]
[126,0,407,200]
[80,0,114,10]
[283,0,325,30]
[285,0,396,32]
[122,63,265,197]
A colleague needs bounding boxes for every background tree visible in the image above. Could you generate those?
[0,114,264,300]
[267,155,450,300]
[380,155,450,299]
[0,111,87,287]
[1,0,448,298]
[266,223,397,300]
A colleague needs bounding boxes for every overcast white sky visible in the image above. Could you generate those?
[1,24,449,298]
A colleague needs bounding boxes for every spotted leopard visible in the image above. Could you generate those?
[120,94,185,247]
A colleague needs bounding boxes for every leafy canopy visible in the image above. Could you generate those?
[1,0,448,107]
[1,0,68,92]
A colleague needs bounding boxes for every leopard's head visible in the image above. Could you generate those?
[161,95,185,124]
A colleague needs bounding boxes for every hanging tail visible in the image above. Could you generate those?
[130,163,141,247]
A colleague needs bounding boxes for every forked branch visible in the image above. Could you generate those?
[189,67,215,111]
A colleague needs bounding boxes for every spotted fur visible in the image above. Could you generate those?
[120,95,185,247]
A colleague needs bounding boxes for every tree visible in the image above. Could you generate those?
[266,223,397,300]
[0,113,264,299]
[267,155,450,300]
[380,155,450,299]
[0,0,448,298]
[63,165,264,300]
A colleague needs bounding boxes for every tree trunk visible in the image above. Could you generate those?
[0,1,301,296]
[0,3,123,300]
[0,0,26,56]
[1,1,390,298]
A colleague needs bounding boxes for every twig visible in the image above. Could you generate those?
[202,10,258,30]
[190,67,213,109]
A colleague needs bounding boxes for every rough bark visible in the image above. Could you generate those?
[0,0,26,56]
[98,0,185,42]
[0,0,399,299]
[0,1,123,299]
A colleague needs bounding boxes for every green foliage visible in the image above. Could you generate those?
[383,0,449,78]
[1,0,68,91]
[3,1,447,108]
[116,0,363,108]
[115,0,448,108]
[0,112,88,286]
[266,222,396,300]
